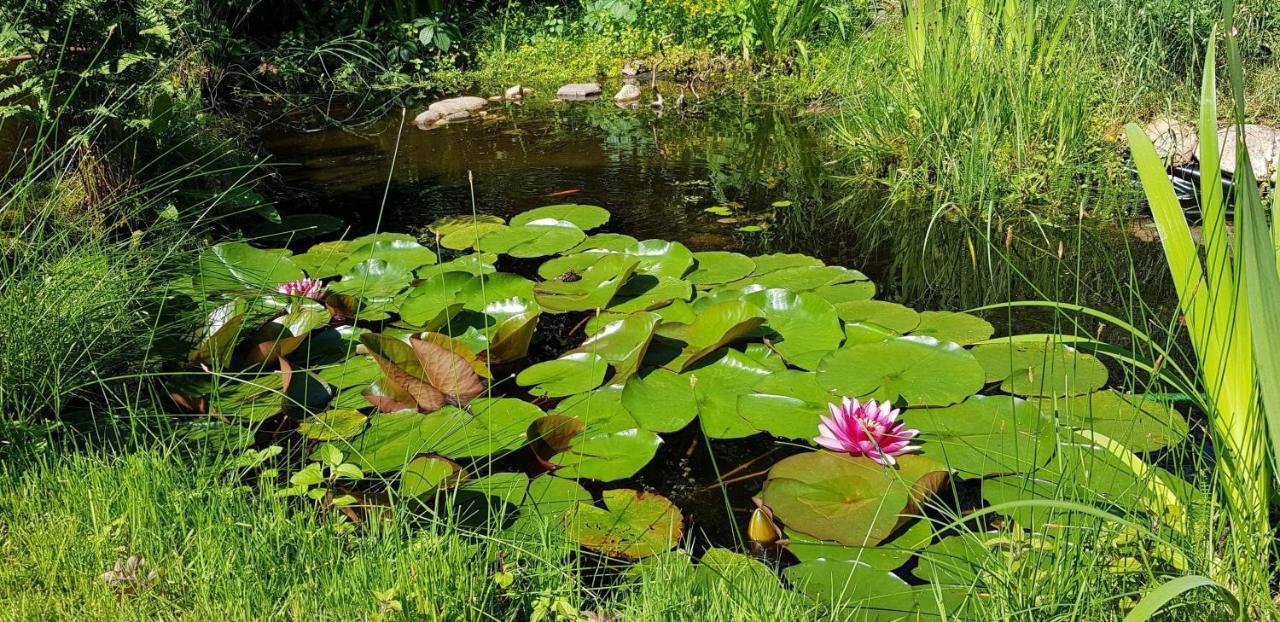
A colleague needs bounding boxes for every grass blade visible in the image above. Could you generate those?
[1122,575,1238,622]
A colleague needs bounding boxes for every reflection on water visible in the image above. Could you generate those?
[261,99,1176,325]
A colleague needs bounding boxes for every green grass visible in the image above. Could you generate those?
[0,445,834,621]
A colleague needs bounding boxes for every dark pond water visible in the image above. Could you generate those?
[259,97,1182,549]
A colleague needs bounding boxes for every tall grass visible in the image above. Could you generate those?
[836,0,1114,216]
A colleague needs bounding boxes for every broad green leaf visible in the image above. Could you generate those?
[688,251,755,285]
[339,233,437,273]
[478,219,586,258]
[566,489,684,559]
[905,395,1055,477]
[621,368,699,433]
[745,288,844,370]
[329,259,413,298]
[662,300,766,371]
[535,255,641,313]
[511,204,610,230]
[1039,391,1189,452]
[818,337,985,406]
[516,353,608,397]
[910,311,994,345]
[299,409,368,440]
[971,339,1108,397]
[568,312,660,382]
[195,242,304,292]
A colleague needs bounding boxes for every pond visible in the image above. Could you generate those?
[245,97,1187,565]
[260,98,1176,317]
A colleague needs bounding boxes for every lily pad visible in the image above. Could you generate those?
[760,451,947,547]
[786,559,964,618]
[539,387,663,481]
[428,214,505,236]
[567,312,660,382]
[785,518,933,570]
[904,395,1055,477]
[566,489,684,559]
[971,340,1108,397]
[661,300,766,372]
[685,348,776,439]
[439,222,508,250]
[621,368,699,433]
[535,255,640,313]
[910,311,994,345]
[400,455,464,499]
[298,409,368,441]
[688,251,755,285]
[511,204,610,230]
[516,353,608,397]
[478,220,587,258]
[737,370,833,439]
[338,233,437,273]
[745,288,843,370]
[834,300,920,334]
[748,253,823,276]
[818,337,985,407]
[608,275,694,313]
[328,259,413,298]
[195,242,304,292]
[1038,390,1188,452]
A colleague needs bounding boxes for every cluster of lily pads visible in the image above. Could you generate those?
[174,203,1194,618]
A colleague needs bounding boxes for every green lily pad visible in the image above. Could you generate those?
[195,242,304,292]
[338,233,437,273]
[661,300,766,372]
[760,451,947,547]
[818,337,985,407]
[910,311,994,345]
[971,339,1108,397]
[749,253,823,276]
[328,259,413,298]
[539,387,662,481]
[687,251,756,286]
[522,475,593,518]
[608,275,693,313]
[315,355,381,390]
[290,241,350,279]
[332,410,432,472]
[686,348,776,439]
[428,214,505,236]
[811,281,877,304]
[298,409,368,441]
[834,300,921,334]
[904,395,1055,477]
[621,368,699,433]
[399,455,463,499]
[535,255,640,313]
[478,220,587,258]
[398,271,473,327]
[439,222,507,250]
[737,370,833,439]
[569,233,639,253]
[787,559,966,618]
[566,489,684,559]
[1038,390,1188,452]
[744,265,864,292]
[785,518,933,570]
[567,312,660,382]
[516,353,608,397]
[745,288,844,370]
[511,204,610,230]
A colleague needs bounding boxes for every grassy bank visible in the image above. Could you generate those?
[0,446,829,621]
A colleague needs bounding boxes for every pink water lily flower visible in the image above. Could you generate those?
[277,277,326,300]
[815,397,920,466]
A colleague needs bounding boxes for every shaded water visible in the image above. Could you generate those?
[260,98,1181,547]
[262,99,1175,318]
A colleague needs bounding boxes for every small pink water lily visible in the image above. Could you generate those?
[277,277,326,300]
[815,397,921,466]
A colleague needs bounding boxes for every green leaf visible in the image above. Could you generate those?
[516,353,609,397]
[688,251,755,285]
[662,300,766,371]
[761,452,946,546]
[510,204,610,230]
[910,311,994,345]
[478,220,586,258]
[566,489,684,559]
[745,288,844,370]
[399,455,465,499]
[785,518,932,570]
[329,259,414,298]
[687,348,776,439]
[195,242,304,292]
[818,337,985,406]
[971,339,1108,397]
[535,255,641,313]
[621,368,698,433]
[834,300,920,334]
[1040,391,1188,452]
[568,312,660,382]
[607,275,693,313]
[339,233,437,273]
[299,409,368,441]
[905,395,1055,477]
